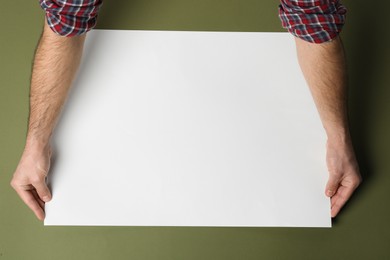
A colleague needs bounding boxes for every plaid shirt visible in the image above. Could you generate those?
[39,0,103,36]
[278,0,347,43]
[39,0,346,44]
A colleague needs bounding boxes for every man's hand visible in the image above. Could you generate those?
[10,142,52,221]
[294,35,362,218]
[9,17,86,221]
[325,137,362,217]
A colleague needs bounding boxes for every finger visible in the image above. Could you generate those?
[330,185,356,217]
[14,188,45,221]
[32,179,52,202]
[325,174,341,197]
[31,188,45,209]
[330,195,341,217]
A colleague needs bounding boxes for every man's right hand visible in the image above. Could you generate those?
[10,15,87,221]
[10,142,52,221]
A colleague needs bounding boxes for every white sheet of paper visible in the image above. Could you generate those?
[44,30,331,227]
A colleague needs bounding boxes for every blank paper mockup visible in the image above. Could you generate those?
[44,30,331,227]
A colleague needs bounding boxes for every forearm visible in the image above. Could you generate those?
[294,36,350,143]
[281,1,360,217]
[295,35,362,217]
[26,18,86,150]
[10,17,88,221]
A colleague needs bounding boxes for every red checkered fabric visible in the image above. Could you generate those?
[39,0,347,43]
[278,0,347,43]
[39,0,103,37]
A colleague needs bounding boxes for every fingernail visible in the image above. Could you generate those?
[327,190,334,196]
[43,196,51,202]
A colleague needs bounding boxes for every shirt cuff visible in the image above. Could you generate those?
[278,0,347,44]
[39,0,103,37]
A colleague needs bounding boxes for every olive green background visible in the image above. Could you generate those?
[1,0,389,259]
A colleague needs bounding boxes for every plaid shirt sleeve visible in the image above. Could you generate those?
[278,0,347,44]
[39,0,104,37]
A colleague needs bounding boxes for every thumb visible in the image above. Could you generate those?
[34,180,52,202]
[325,174,341,197]
[34,151,52,202]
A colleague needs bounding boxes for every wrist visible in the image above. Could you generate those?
[326,130,354,153]
[324,125,351,144]
[24,135,52,154]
